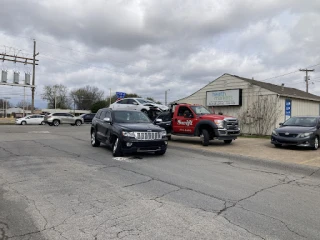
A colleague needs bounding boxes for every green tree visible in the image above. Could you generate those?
[42,84,71,109]
[70,85,104,110]
[91,100,108,113]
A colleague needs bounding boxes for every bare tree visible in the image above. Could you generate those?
[16,100,32,110]
[70,85,104,110]
[42,84,71,109]
[238,94,281,135]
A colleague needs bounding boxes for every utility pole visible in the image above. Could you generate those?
[300,69,314,93]
[165,89,170,106]
[31,39,39,114]
[109,88,111,106]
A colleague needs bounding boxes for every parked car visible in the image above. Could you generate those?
[15,114,45,125]
[110,98,168,113]
[271,116,320,150]
[44,113,83,126]
[80,113,96,124]
[90,108,168,156]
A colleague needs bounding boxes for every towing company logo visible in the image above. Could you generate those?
[177,120,193,126]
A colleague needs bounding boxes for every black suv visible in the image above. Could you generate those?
[271,116,320,150]
[90,108,168,156]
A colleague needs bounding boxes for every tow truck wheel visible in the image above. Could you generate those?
[224,140,232,144]
[200,129,210,146]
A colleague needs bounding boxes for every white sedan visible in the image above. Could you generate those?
[15,115,46,125]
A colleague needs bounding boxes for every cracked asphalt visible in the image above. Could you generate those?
[0,125,320,240]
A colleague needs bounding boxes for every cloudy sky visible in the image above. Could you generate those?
[0,0,320,108]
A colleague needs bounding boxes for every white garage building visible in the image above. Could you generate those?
[176,73,320,135]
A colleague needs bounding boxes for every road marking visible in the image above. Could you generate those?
[28,131,51,134]
[113,156,143,162]
[299,157,320,164]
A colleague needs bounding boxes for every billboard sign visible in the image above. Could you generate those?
[206,89,242,106]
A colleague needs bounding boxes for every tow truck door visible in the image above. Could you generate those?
[172,106,195,134]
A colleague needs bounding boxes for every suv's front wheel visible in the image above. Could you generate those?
[91,130,100,147]
[112,137,123,157]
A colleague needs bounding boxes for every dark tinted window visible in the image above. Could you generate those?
[66,114,74,117]
[99,111,107,119]
[113,111,151,123]
[95,110,102,119]
[117,99,128,104]
[105,111,111,119]
[127,99,136,104]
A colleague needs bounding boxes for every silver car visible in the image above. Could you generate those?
[15,114,46,125]
[44,113,83,126]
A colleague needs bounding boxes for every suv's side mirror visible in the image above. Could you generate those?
[103,117,111,123]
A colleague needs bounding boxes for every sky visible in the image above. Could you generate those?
[0,0,320,109]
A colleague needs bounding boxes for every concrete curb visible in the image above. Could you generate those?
[169,144,320,178]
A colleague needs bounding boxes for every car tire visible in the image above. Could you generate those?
[91,130,100,147]
[274,144,282,148]
[200,129,210,146]
[224,140,232,144]
[312,136,319,150]
[21,121,26,125]
[112,137,123,157]
[53,120,60,126]
[48,123,53,126]
[167,135,171,140]
[40,121,45,125]
[75,120,82,126]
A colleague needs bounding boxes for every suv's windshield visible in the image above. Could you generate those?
[113,111,151,123]
[283,117,317,127]
[190,105,212,115]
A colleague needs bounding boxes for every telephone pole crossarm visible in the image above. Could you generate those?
[299,68,314,93]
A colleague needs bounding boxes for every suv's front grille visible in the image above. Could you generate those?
[134,132,162,140]
[224,118,239,130]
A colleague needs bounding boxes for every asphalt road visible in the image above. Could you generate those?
[0,124,319,240]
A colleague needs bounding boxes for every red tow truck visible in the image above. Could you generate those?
[154,103,240,146]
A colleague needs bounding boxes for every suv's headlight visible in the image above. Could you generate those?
[299,132,312,138]
[122,131,135,138]
[214,120,224,129]
[160,130,167,138]
[272,130,278,136]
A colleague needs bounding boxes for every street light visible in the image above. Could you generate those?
[165,89,170,106]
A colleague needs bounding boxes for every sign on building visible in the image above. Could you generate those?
[285,99,291,121]
[206,89,242,106]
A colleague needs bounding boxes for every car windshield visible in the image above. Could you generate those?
[283,117,317,127]
[113,111,151,123]
[190,106,212,115]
